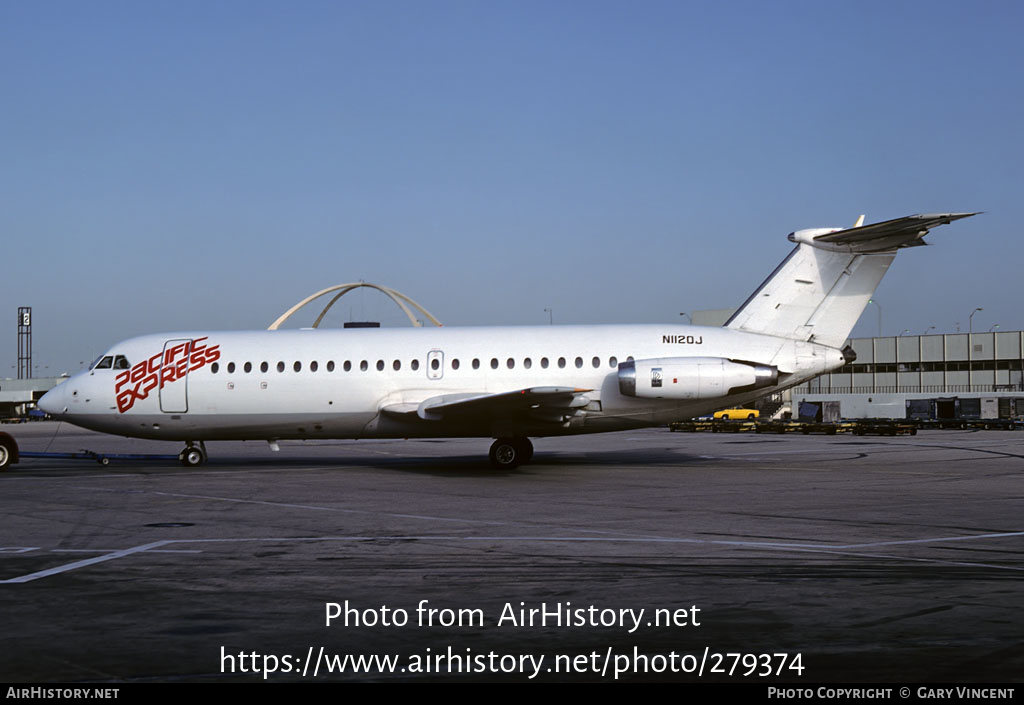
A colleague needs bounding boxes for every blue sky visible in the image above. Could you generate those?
[2,1,1021,373]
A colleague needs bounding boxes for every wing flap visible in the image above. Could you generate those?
[381,387,592,424]
[419,386,591,421]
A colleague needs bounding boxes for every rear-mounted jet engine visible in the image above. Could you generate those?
[618,357,778,399]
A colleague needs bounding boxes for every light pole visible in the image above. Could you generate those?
[920,326,935,335]
[969,307,983,334]
[899,329,910,336]
[868,299,882,337]
[989,324,1000,332]
[679,312,691,324]
[544,308,553,325]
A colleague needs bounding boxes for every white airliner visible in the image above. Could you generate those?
[37,213,975,469]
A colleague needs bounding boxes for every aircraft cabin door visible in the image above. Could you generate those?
[426,350,444,380]
[159,338,192,413]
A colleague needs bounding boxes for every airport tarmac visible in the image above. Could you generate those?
[2,422,1022,682]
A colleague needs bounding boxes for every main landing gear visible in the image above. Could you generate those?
[488,437,533,469]
[179,441,207,467]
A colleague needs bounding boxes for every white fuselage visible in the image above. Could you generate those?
[40,323,845,442]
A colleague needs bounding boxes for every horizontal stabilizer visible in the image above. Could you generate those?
[809,212,978,252]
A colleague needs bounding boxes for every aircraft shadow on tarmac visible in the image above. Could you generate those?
[10,444,733,478]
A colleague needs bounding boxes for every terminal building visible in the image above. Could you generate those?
[0,377,64,419]
[690,309,1024,421]
[791,331,1024,420]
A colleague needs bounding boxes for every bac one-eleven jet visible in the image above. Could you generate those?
[36,213,975,469]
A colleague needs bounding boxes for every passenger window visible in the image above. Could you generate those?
[575,357,583,368]
[558,357,566,369]
[327,361,335,372]
[506,357,515,369]
[344,361,352,372]
[244,362,252,373]
[411,359,420,371]
[524,358,532,369]
[95,356,113,370]
[393,360,401,371]
[490,358,499,369]
[261,362,269,373]
[277,361,285,373]
[211,362,220,374]
[360,360,368,371]
[376,360,385,371]
[541,357,549,369]
[227,362,236,373]
[609,356,617,368]
[431,358,440,370]
[310,361,318,373]
[294,361,302,372]
[472,358,480,369]
[452,359,460,370]
[592,356,600,368]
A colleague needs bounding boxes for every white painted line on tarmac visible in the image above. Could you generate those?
[0,541,173,584]
[4,528,1022,584]
[716,447,879,458]
[841,530,1024,549]
[770,545,1024,572]
[142,489,513,526]
[3,474,141,481]
[49,548,202,554]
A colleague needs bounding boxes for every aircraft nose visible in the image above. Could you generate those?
[38,383,67,416]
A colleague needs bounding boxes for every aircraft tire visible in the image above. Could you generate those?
[0,438,12,471]
[181,446,205,467]
[489,438,521,469]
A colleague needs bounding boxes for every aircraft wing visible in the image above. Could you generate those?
[382,387,592,424]
[812,212,978,252]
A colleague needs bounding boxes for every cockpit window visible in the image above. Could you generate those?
[113,355,130,369]
[94,356,114,370]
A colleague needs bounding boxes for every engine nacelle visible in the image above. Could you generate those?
[618,357,778,400]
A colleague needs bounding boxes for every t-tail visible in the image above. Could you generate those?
[724,213,978,348]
